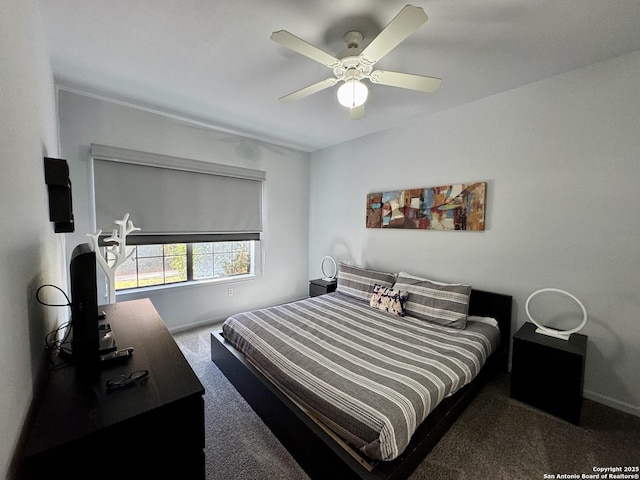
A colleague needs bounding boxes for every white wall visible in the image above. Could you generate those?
[309,51,640,416]
[0,1,65,477]
[58,90,310,331]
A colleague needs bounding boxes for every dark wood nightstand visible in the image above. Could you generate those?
[309,278,337,297]
[510,322,587,424]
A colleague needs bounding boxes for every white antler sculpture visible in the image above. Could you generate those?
[87,213,140,304]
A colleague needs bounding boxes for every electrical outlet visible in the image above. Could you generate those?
[227,288,234,297]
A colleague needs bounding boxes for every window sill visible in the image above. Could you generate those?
[115,274,256,299]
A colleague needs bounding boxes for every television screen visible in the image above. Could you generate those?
[69,243,100,366]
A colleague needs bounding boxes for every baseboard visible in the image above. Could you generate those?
[583,389,640,418]
[170,318,224,335]
[169,295,310,335]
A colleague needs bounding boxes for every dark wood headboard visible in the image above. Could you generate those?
[469,289,513,370]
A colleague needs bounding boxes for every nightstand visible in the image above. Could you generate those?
[510,322,587,424]
[309,278,337,297]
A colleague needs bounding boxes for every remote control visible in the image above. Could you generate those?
[100,347,134,363]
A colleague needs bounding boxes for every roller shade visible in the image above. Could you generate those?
[91,144,265,244]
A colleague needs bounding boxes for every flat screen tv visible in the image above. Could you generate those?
[69,243,100,367]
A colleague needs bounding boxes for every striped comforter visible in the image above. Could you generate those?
[222,292,500,461]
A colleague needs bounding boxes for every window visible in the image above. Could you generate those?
[90,145,265,293]
[115,241,254,291]
[91,144,265,241]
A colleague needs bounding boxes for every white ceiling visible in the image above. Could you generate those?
[38,0,640,152]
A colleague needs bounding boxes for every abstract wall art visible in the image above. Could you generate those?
[366,182,486,231]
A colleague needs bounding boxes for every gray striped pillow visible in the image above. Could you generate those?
[336,263,395,302]
[392,275,471,329]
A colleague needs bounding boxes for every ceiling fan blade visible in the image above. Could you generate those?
[369,70,441,92]
[359,5,428,66]
[271,30,342,68]
[279,78,337,103]
[349,104,366,120]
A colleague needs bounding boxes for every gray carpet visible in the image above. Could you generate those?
[174,324,640,480]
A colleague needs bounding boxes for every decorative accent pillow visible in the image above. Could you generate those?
[392,275,471,329]
[336,263,396,302]
[369,284,408,317]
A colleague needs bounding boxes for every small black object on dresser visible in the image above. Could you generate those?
[510,322,587,425]
[309,278,337,297]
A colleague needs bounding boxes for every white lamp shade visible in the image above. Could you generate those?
[337,80,368,108]
[525,288,588,340]
[321,256,337,281]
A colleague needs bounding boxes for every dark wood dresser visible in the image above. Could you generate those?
[22,298,205,479]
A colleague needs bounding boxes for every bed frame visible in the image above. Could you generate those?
[210,289,512,480]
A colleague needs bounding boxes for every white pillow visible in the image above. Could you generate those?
[466,315,499,330]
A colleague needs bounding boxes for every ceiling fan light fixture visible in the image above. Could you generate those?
[337,80,368,108]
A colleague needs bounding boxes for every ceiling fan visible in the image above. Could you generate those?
[271,4,441,120]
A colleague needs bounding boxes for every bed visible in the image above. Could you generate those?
[211,265,512,480]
